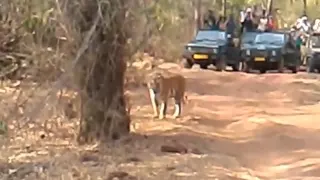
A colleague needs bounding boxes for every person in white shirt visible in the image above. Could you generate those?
[313,19,320,32]
[240,9,246,24]
[257,9,267,32]
[297,16,311,32]
[240,8,254,33]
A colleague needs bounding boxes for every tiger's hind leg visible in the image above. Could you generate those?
[149,88,159,118]
[173,99,181,119]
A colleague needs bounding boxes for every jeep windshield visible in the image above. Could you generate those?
[241,32,259,44]
[311,35,320,48]
[194,30,226,43]
[254,33,285,46]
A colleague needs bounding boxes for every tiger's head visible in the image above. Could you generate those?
[146,72,163,93]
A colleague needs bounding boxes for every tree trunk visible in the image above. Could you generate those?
[222,0,226,17]
[65,0,131,143]
[302,0,307,15]
[196,0,202,30]
[266,0,273,16]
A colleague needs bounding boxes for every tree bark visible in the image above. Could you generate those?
[196,0,202,31]
[65,0,131,143]
[302,0,307,15]
[222,0,226,17]
[266,0,273,16]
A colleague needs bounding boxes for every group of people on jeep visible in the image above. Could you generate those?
[290,15,320,50]
[240,7,276,33]
[203,6,277,36]
[203,10,236,35]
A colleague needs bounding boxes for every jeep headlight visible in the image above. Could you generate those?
[246,50,250,55]
[272,50,276,56]
[187,47,192,51]
[213,49,217,53]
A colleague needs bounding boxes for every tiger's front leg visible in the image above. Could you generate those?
[158,100,167,120]
[149,88,159,118]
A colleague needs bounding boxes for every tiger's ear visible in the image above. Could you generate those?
[142,76,150,87]
[142,82,148,87]
[154,72,163,79]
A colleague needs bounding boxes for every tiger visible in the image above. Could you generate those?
[146,69,187,120]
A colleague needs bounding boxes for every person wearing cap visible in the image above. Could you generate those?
[242,8,254,32]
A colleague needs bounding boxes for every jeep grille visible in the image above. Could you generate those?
[189,47,214,53]
[253,50,268,56]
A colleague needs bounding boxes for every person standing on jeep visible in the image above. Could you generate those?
[217,15,227,30]
[312,19,320,32]
[266,15,275,31]
[296,34,303,50]
[203,9,218,30]
[226,14,236,38]
[241,8,254,33]
[297,16,311,33]
[257,9,268,32]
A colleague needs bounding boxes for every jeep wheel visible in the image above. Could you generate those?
[291,66,299,73]
[307,66,315,73]
[259,68,267,74]
[216,57,226,71]
[181,58,193,69]
[307,58,316,73]
[243,61,250,73]
[200,64,208,69]
[278,58,284,73]
[231,62,241,71]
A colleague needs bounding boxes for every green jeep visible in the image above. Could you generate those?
[306,33,320,73]
[241,31,300,73]
[182,30,241,71]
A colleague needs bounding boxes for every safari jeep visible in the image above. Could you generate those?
[241,31,300,73]
[182,29,241,71]
[306,32,320,73]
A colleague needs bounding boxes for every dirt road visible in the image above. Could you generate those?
[2,63,320,180]
[127,64,320,179]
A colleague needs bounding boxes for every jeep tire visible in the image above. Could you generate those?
[231,62,241,71]
[216,56,226,71]
[243,61,251,73]
[200,64,208,69]
[307,57,316,73]
[259,68,267,73]
[278,58,284,73]
[181,58,193,69]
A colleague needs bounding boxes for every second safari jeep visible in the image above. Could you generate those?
[241,31,300,73]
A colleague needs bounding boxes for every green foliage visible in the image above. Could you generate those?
[2,0,320,64]
[0,120,8,135]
